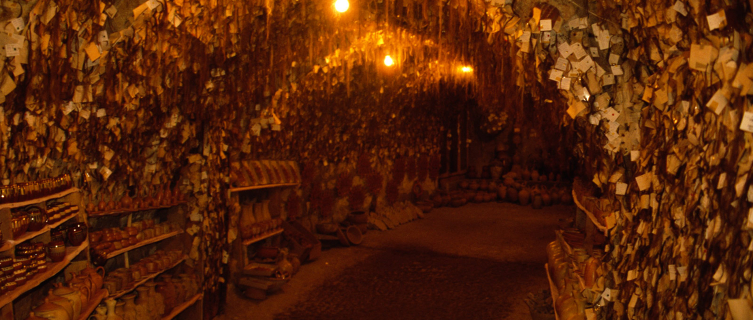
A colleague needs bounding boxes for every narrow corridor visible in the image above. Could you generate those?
[220,203,573,320]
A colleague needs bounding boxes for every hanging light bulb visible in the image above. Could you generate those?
[335,0,349,13]
[384,55,394,67]
[461,66,473,73]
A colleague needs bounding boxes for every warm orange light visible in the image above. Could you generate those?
[461,66,473,73]
[335,0,349,12]
[384,55,394,66]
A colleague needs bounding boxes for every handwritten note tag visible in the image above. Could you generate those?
[558,42,572,58]
[5,43,20,57]
[740,112,753,132]
[673,1,688,16]
[603,107,620,122]
[636,173,652,191]
[147,0,161,10]
[560,77,572,90]
[567,101,587,119]
[590,47,599,57]
[706,89,728,115]
[616,182,628,195]
[549,69,564,82]
[555,57,569,71]
[539,19,552,31]
[10,18,23,32]
[84,42,101,61]
[707,10,727,31]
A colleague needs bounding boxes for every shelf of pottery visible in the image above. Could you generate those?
[544,179,611,320]
[0,175,101,320]
[229,160,320,300]
[86,186,202,320]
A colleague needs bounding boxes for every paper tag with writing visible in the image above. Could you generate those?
[739,112,753,132]
[539,19,552,31]
[5,43,20,57]
[549,69,564,82]
[10,18,24,32]
[99,166,112,180]
[616,182,628,195]
[62,102,75,115]
[96,108,106,117]
[673,1,688,16]
[146,0,160,10]
[590,47,599,57]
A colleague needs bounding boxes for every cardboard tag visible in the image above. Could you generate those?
[603,73,615,86]
[105,5,117,17]
[84,42,101,61]
[611,65,624,76]
[62,102,75,115]
[590,47,599,57]
[147,0,160,10]
[603,107,620,122]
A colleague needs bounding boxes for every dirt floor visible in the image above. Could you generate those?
[215,202,573,320]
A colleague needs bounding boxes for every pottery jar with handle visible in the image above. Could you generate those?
[51,283,82,319]
[145,282,164,317]
[34,298,70,320]
[121,293,137,320]
[135,286,152,320]
[104,298,123,320]
[79,265,105,294]
[46,290,74,320]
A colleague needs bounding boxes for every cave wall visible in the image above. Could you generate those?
[481,0,753,318]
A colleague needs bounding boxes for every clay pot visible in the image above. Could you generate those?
[531,170,540,181]
[345,225,363,245]
[11,212,30,238]
[121,194,133,209]
[34,298,71,320]
[46,290,75,320]
[348,211,368,224]
[497,186,507,202]
[521,169,531,181]
[519,188,531,206]
[26,206,47,232]
[469,181,479,190]
[561,191,573,205]
[431,194,443,207]
[507,188,518,203]
[542,193,552,206]
[67,223,88,246]
[474,192,484,203]
[51,284,82,319]
[132,197,143,209]
[48,241,66,262]
[80,266,105,294]
[459,181,469,189]
[532,194,543,209]
[97,199,107,212]
[479,180,489,191]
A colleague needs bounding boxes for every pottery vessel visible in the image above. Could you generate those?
[51,283,82,319]
[67,223,88,246]
[27,206,48,232]
[105,298,123,320]
[34,298,70,320]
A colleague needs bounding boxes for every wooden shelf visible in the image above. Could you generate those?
[242,229,283,246]
[161,293,202,320]
[0,187,79,211]
[229,183,298,193]
[77,289,109,320]
[106,230,182,259]
[545,263,560,320]
[109,255,187,299]
[88,201,187,217]
[572,190,609,233]
[6,212,79,247]
[0,240,89,308]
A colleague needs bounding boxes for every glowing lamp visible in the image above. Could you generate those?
[335,0,349,13]
[461,66,473,73]
[384,55,394,67]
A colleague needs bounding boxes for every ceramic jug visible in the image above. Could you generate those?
[52,283,82,319]
[47,290,75,320]
[145,282,165,317]
[88,304,107,320]
[104,299,122,320]
[79,265,105,294]
[121,293,137,320]
[134,287,151,320]
[34,298,70,320]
